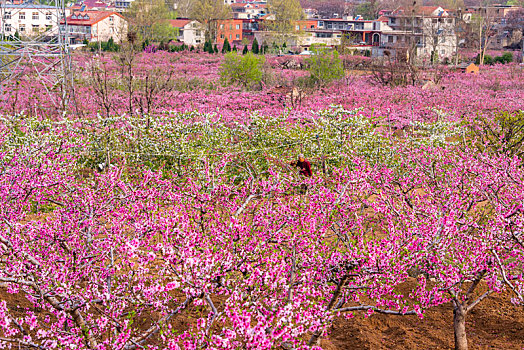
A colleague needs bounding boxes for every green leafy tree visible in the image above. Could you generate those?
[266,0,304,46]
[220,52,265,89]
[222,37,231,53]
[127,0,178,43]
[191,0,232,42]
[252,38,259,54]
[306,45,344,87]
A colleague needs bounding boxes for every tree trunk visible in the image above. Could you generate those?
[453,304,468,350]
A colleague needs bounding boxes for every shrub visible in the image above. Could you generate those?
[88,38,120,52]
[220,52,265,89]
[305,45,344,87]
[476,54,494,65]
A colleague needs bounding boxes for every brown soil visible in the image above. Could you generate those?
[322,289,524,350]
[3,283,523,350]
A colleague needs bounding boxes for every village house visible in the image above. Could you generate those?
[62,10,127,43]
[372,6,458,63]
[169,19,205,46]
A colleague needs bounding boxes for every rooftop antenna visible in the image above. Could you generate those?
[0,0,73,113]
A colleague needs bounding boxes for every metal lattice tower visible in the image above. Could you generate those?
[0,0,72,110]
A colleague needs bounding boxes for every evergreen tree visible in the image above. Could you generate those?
[203,39,211,53]
[252,37,259,54]
[213,44,219,54]
[107,37,116,51]
[232,44,237,52]
[222,37,231,53]
[242,44,248,55]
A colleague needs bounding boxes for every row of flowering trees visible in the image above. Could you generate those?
[0,52,522,127]
[0,107,523,349]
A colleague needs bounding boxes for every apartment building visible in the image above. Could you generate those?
[1,4,70,38]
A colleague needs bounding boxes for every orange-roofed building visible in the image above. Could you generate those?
[216,19,243,45]
[62,10,127,43]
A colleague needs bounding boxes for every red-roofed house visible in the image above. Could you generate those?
[62,10,127,43]
[169,19,205,46]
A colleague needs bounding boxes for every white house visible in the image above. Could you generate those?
[373,6,458,63]
[169,19,205,46]
[230,3,267,20]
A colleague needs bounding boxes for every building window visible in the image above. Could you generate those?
[229,34,232,39]
[32,24,40,32]
[32,12,39,20]
[229,24,232,30]
[196,30,201,36]
[20,25,25,32]
[46,12,52,20]
[19,12,25,19]
[390,18,396,24]
[220,24,224,29]
[4,12,11,20]
[220,34,224,39]
[109,16,114,22]
[236,34,239,39]
[4,24,11,32]
[388,35,393,43]
[236,24,240,29]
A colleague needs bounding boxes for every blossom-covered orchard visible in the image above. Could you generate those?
[0,52,523,350]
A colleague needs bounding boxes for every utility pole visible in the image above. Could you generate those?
[0,0,73,111]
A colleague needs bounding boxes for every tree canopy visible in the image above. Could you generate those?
[126,0,178,43]
[190,0,232,41]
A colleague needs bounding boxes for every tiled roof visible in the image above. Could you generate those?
[64,11,122,26]
[169,19,191,28]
